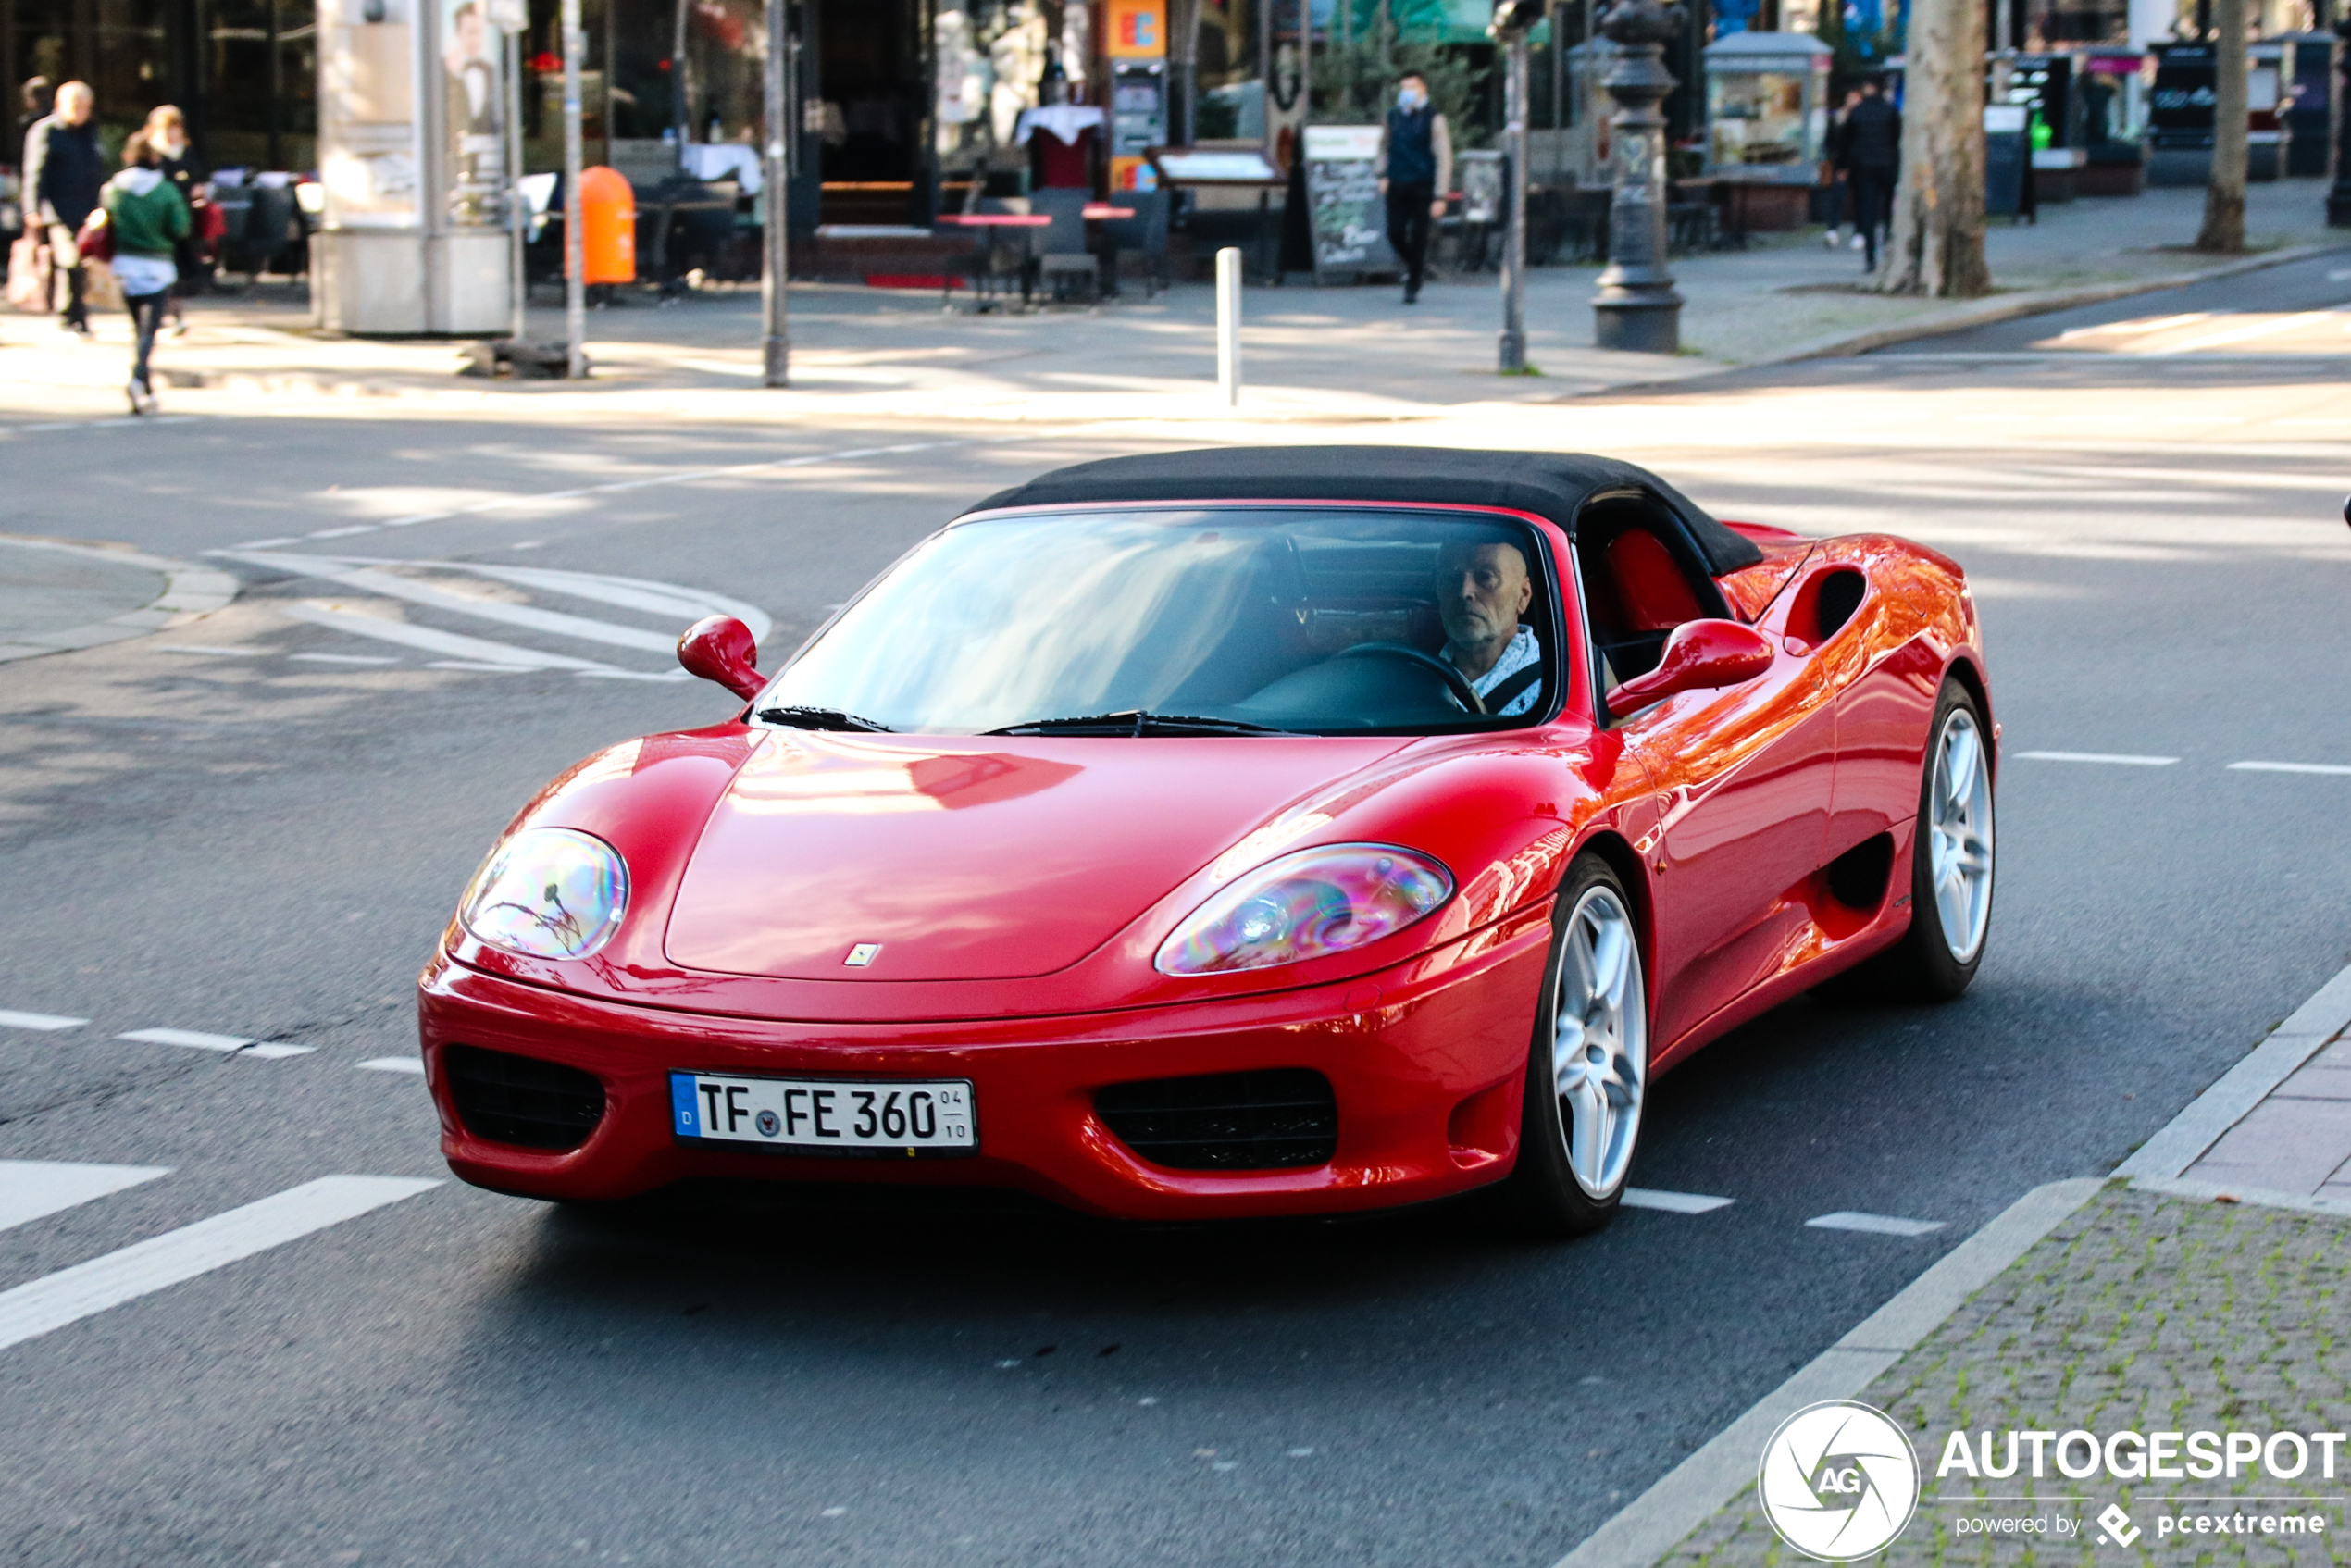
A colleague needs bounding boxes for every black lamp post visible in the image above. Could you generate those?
[1592,0,1686,353]
[2330,16,2351,225]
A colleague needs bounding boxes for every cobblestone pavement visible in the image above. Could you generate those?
[1660,1186,2351,1565]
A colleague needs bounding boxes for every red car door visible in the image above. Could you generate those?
[1585,524,1838,1056]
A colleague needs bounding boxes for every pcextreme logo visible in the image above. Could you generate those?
[1758,1400,1922,1562]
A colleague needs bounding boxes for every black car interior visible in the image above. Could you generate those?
[1134,523,1561,729]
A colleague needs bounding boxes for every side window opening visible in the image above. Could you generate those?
[1576,496,1723,696]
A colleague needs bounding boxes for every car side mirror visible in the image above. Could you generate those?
[678,615,763,700]
[1603,618,1774,716]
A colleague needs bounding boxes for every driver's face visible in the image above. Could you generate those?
[1436,541,1533,648]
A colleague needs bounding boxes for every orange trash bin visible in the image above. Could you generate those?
[573,166,637,284]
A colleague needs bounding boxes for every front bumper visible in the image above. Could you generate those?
[417,905,1552,1220]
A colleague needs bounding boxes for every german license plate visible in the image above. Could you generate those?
[669,1072,976,1156]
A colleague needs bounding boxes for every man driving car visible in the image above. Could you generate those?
[1436,539,1544,716]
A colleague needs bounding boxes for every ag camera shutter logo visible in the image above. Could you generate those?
[1758,1400,1922,1561]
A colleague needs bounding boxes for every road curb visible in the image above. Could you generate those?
[2114,958,2351,1181]
[1755,240,2351,366]
[0,534,242,665]
[1547,1176,2108,1568]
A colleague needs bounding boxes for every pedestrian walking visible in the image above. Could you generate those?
[1841,74,1899,271]
[21,79,104,334]
[101,130,191,415]
[1823,87,1861,249]
[1375,70,1452,305]
[144,105,206,334]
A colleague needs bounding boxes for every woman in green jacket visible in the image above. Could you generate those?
[100,130,191,414]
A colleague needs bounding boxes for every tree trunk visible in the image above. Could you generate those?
[2196,0,2248,251]
[1874,0,1991,296]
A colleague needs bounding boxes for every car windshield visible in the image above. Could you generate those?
[756,507,1557,736]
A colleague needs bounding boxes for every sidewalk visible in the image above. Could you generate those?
[0,180,2339,426]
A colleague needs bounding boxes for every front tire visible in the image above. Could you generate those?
[1501,853,1649,1238]
[1868,680,1996,1001]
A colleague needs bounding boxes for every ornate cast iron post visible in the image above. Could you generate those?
[1591,0,1685,353]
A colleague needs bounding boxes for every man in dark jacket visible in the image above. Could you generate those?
[22,79,103,332]
[1841,76,1900,271]
[1375,70,1452,305]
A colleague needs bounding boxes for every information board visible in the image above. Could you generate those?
[1301,125,1399,281]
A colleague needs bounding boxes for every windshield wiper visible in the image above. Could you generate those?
[755,705,894,733]
[985,710,1293,738]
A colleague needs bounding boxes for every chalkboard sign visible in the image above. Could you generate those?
[1302,125,1399,281]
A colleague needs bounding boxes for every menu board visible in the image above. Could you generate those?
[1301,125,1399,281]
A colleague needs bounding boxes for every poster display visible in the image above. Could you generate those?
[1301,124,1397,281]
[442,0,506,224]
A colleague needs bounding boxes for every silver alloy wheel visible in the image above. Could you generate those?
[1928,707,1996,964]
[1552,885,1647,1199]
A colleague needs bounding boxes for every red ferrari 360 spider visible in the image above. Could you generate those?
[418,447,1995,1234]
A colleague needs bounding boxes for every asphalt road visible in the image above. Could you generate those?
[2,315,2349,1567]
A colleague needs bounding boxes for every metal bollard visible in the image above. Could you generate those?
[1215,247,1242,407]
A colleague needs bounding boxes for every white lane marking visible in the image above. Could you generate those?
[1621,1188,1735,1214]
[0,1175,440,1353]
[240,1043,316,1059]
[0,1162,169,1234]
[118,1028,251,1052]
[345,439,966,540]
[275,602,616,671]
[2159,308,2345,354]
[2333,268,2351,280]
[153,644,266,657]
[1806,1211,1946,1237]
[289,652,398,666]
[231,536,303,549]
[426,658,541,672]
[0,1010,89,1031]
[357,1058,427,1075]
[228,553,676,653]
[2014,750,2179,766]
[2229,760,2351,776]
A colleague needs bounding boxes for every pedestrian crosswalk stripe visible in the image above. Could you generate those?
[229,553,678,653]
[277,602,619,671]
[416,562,773,642]
[0,1161,169,1235]
[0,1176,440,1354]
[0,1010,89,1031]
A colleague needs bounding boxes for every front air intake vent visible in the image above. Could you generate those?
[1094,1069,1337,1171]
[444,1044,605,1151]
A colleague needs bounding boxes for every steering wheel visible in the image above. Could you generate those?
[1331,641,1484,714]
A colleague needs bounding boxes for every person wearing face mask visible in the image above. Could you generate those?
[1375,70,1451,305]
[143,106,206,334]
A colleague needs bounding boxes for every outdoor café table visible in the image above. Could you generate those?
[935,212,1052,307]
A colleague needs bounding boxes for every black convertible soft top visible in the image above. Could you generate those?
[969,446,1764,577]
